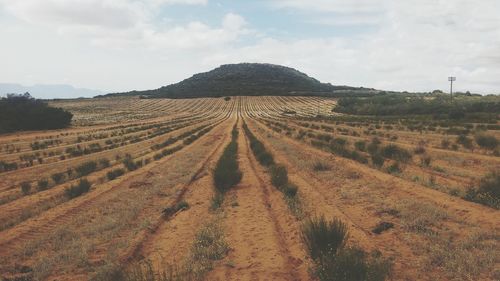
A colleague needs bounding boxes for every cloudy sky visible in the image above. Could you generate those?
[1,0,499,96]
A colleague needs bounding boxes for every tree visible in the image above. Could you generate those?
[0,93,73,133]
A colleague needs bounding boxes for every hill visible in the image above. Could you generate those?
[104,63,377,98]
[0,83,103,99]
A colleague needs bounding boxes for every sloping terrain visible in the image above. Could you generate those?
[104,63,376,98]
[0,96,498,281]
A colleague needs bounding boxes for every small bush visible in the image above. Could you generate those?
[302,216,348,261]
[386,162,401,174]
[51,172,64,184]
[381,145,411,163]
[372,222,394,234]
[211,192,224,210]
[478,172,500,199]
[420,155,432,167]
[475,134,498,150]
[37,178,49,190]
[65,179,91,199]
[313,161,331,171]
[213,126,241,193]
[354,141,366,152]
[270,165,288,188]
[457,134,473,150]
[316,247,392,281]
[303,217,391,281]
[123,155,138,171]
[244,124,275,167]
[75,161,98,177]
[371,153,385,168]
[283,183,298,198]
[21,182,31,195]
[106,168,125,181]
[465,172,500,209]
[98,158,111,168]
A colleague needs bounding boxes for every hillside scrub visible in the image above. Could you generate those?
[116,63,366,98]
[0,93,73,133]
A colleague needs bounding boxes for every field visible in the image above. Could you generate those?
[0,96,498,281]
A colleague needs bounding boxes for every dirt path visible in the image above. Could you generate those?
[0,116,225,250]
[206,118,309,281]
[133,115,236,270]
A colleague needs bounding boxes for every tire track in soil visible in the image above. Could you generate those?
[248,117,500,281]
[120,116,236,267]
[206,118,309,281]
[245,118,424,280]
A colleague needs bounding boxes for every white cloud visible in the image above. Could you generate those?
[0,0,249,50]
[265,0,500,93]
[2,0,146,29]
[0,0,499,94]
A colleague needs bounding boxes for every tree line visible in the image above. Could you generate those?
[334,94,500,118]
[0,93,73,133]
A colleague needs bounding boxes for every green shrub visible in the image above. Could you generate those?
[21,181,31,195]
[98,158,111,168]
[283,183,298,198]
[270,165,288,188]
[65,179,91,199]
[386,162,401,174]
[51,172,64,184]
[243,124,275,167]
[313,161,331,171]
[478,172,500,200]
[213,126,241,193]
[106,168,125,181]
[37,178,49,190]
[371,153,385,168]
[211,192,224,210]
[381,145,411,163]
[465,172,500,209]
[475,134,498,150]
[316,247,392,281]
[354,141,366,152]
[457,134,473,149]
[303,217,392,281]
[367,138,380,155]
[123,155,138,171]
[302,216,348,261]
[75,161,98,177]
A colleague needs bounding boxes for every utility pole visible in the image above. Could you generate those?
[448,76,456,102]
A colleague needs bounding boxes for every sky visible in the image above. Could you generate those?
[1,0,499,96]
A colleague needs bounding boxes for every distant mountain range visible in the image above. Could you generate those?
[103,63,378,98]
[0,83,103,99]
